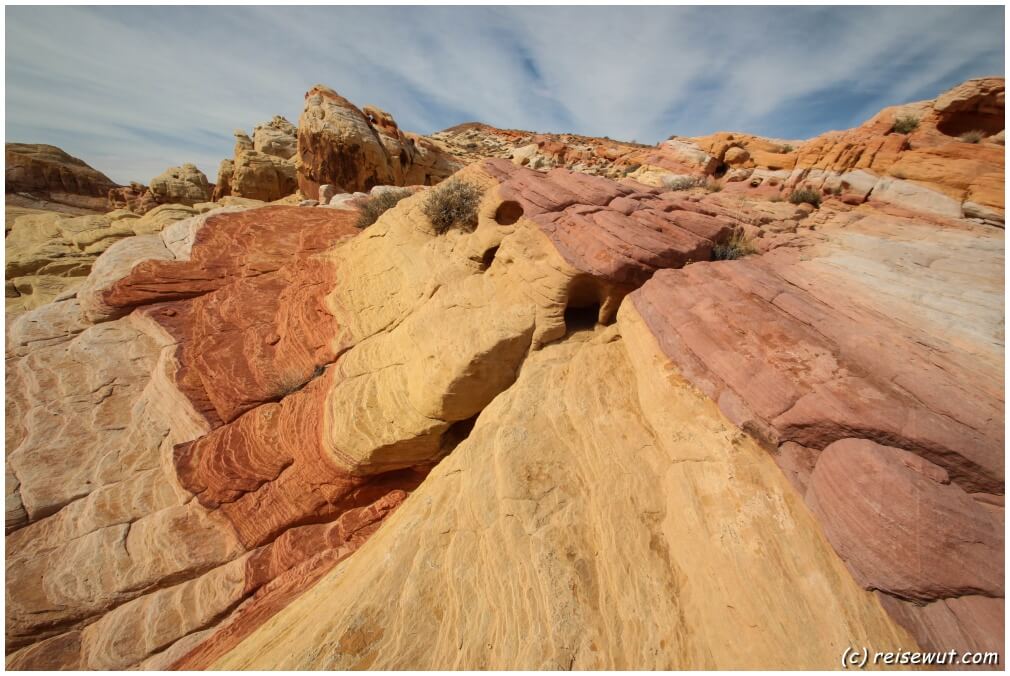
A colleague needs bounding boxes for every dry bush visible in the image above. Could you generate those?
[662,175,704,191]
[712,232,757,260]
[789,187,821,208]
[958,130,985,144]
[891,115,920,134]
[356,188,413,229]
[423,178,484,234]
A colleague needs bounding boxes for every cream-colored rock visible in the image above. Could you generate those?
[5,204,197,314]
[869,177,963,219]
[79,556,250,670]
[212,306,915,669]
[252,115,297,160]
[148,163,212,206]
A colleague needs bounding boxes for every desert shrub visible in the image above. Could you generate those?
[706,179,723,193]
[789,187,821,208]
[423,178,484,234]
[662,175,703,191]
[356,188,413,229]
[958,129,985,144]
[712,232,757,261]
[778,143,795,153]
[891,115,920,134]
[623,163,642,175]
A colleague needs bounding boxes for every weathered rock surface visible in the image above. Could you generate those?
[295,85,462,200]
[203,306,915,669]
[440,79,1006,227]
[5,204,201,314]
[213,117,298,202]
[6,143,119,212]
[148,163,212,206]
[107,164,214,215]
[5,79,1004,670]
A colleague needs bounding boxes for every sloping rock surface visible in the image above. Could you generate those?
[5,79,1004,671]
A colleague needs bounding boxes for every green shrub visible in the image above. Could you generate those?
[356,188,413,229]
[789,187,821,208]
[958,129,985,144]
[423,178,484,234]
[712,232,757,261]
[778,143,795,153]
[891,115,920,134]
[662,175,704,191]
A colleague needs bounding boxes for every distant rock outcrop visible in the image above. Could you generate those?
[295,85,462,200]
[435,78,1006,227]
[5,143,120,212]
[107,164,213,215]
[149,163,212,205]
[213,117,299,203]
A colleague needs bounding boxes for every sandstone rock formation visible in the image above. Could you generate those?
[6,143,120,212]
[432,123,653,179]
[437,78,1005,228]
[295,85,462,200]
[5,79,1005,671]
[148,163,212,205]
[213,117,298,203]
[107,181,160,214]
[106,164,214,215]
[5,204,203,314]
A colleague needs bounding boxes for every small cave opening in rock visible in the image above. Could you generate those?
[495,200,524,225]
[712,162,729,179]
[564,303,602,333]
[440,414,480,455]
[479,245,500,271]
[936,111,1004,138]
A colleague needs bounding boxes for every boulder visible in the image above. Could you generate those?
[149,163,212,206]
[295,85,462,199]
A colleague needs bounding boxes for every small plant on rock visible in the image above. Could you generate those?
[891,115,920,134]
[778,143,795,153]
[356,188,413,229]
[958,129,986,144]
[662,175,703,191]
[423,178,485,234]
[706,179,723,193]
[789,187,821,208]
[712,232,757,261]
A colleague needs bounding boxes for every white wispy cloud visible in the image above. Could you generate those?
[6,6,1003,184]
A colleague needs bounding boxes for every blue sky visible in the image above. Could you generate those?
[6,6,1004,185]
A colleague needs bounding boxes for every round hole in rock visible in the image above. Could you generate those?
[564,303,601,332]
[495,200,524,225]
